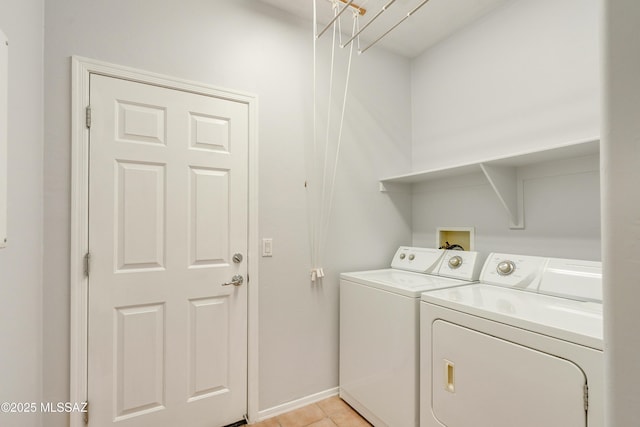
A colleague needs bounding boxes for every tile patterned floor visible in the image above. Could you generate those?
[251,396,372,427]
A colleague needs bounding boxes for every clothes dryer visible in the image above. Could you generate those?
[340,247,484,427]
[420,253,603,427]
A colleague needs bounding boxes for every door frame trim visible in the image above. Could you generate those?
[69,56,260,426]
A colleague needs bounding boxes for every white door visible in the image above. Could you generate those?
[87,74,248,426]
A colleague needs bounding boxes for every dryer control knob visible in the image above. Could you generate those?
[497,260,515,276]
[448,255,463,269]
[408,254,415,261]
[399,253,406,260]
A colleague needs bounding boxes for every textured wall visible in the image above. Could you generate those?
[0,1,44,426]
[410,0,601,261]
[43,1,412,423]
[411,0,600,171]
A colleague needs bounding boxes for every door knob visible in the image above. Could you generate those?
[222,274,244,287]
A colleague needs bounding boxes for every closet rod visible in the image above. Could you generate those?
[317,0,357,39]
[359,0,431,54]
[338,0,367,16]
[341,0,397,48]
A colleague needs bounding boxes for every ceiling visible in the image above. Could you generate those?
[256,0,510,58]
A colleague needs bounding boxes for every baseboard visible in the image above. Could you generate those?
[254,387,339,422]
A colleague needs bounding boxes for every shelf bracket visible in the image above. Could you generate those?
[480,163,524,229]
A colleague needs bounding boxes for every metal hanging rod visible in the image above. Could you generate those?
[341,0,397,49]
[316,0,357,39]
[337,0,367,16]
[359,0,431,54]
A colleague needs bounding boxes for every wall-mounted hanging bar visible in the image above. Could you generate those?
[359,0,431,54]
[341,0,397,48]
[338,0,367,16]
[317,0,357,39]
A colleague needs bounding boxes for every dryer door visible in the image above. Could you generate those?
[431,320,587,427]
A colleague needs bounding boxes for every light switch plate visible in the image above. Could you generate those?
[262,238,273,257]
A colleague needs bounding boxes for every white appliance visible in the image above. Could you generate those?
[340,246,484,427]
[420,253,603,427]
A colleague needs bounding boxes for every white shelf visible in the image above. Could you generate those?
[379,138,600,229]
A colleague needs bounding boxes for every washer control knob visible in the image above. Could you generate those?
[408,254,415,261]
[448,255,463,269]
[399,253,406,260]
[497,260,516,276]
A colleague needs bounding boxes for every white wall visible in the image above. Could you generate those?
[43,0,411,422]
[0,1,44,427]
[411,0,600,171]
[412,155,601,260]
[602,0,640,424]
[409,0,601,260]
[38,0,610,423]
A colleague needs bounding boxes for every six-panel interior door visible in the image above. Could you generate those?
[87,74,248,426]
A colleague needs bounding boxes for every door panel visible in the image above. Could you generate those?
[188,296,230,400]
[189,167,229,266]
[116,161,166,271]
[88,73,248,427]
[117,100,166,145]
[190,113,229,152]
[115,303,165,420]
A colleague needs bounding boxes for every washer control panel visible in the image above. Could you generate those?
[438,250,484,281]
[448,256,463,269]
[391,246,445,273]
[480,253,548,289]
[496,260,516,276]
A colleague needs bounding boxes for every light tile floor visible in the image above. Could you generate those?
[251,396,372,427]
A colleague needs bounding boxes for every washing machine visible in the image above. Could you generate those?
[340,246,484,427]
[420,253,603,427]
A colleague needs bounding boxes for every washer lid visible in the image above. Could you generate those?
[341,269,469,298]
[421,284,603,350]
[539,258,602,302]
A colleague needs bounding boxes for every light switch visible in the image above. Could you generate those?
[262,238,273,257]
